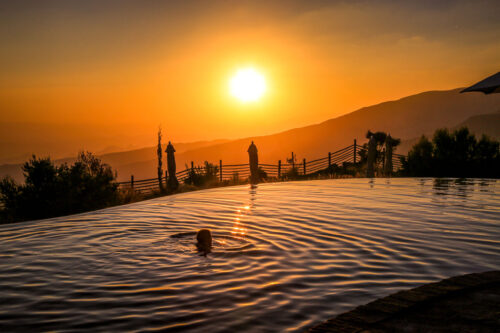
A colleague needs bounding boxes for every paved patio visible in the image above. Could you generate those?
[308,271,500,332]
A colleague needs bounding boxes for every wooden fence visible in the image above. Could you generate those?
[116,140,405,194]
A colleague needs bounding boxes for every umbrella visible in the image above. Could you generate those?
[461,71,500,94]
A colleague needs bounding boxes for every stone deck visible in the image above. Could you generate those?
[308,270,500,332]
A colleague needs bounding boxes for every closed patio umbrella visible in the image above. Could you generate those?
[461,71,500,94]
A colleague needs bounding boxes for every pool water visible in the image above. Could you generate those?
[0,178,499,332]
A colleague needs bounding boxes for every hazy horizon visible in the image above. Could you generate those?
[1,0,500,163]
[0,86,487,165]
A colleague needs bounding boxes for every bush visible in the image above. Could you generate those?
[357,130,400,174]
[402,136,434,176]
[401,127,500,178]
[258,167,268,180]
[183,161,219,187]
[0,152,119,223]
[284,166,299,179]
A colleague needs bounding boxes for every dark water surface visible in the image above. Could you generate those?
[1,178,499,332]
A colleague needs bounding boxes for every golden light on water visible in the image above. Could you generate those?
[232,205,249,237]
[229,68,266,103]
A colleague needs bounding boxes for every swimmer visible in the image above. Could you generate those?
[196,229,212,255]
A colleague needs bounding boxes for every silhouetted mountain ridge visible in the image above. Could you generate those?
[1,88,499,182]
[172,88,500,174]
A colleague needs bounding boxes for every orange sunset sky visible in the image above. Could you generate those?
[1,0,499,162]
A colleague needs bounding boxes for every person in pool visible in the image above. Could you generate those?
[196,229,212,255]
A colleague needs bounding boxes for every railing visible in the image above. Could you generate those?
[393,153,405,171]
[116,177,163,193]
[117,141,405,194]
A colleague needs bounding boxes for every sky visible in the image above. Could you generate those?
[1,0,499,161]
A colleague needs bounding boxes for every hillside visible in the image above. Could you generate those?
[2,88,499,182]
[0,139,229,183]
[171,88,500,168]
[456,112,500,139]
[113,88,500,180]
[398,111,500,154]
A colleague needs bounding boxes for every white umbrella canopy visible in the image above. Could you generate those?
[461,71,500,94]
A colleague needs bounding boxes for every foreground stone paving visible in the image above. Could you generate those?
[308,271,500,332]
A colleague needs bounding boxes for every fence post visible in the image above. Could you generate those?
[130,175,134,188]
[219,160,223,182]
[303,158,306,175]
[328,152,331,167]
[278,160,281,179]
[354,139,357,164]
[191,161,194,174]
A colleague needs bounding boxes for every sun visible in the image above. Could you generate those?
[229,68,266,102]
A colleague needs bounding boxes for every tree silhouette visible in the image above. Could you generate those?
[358,130,401,174]
[0,152,119,223]
[157,127,163,192]
[402,127,499,178]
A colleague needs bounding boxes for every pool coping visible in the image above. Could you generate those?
[307,270,500,332]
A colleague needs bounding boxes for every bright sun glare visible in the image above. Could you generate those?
[229,68,266,102]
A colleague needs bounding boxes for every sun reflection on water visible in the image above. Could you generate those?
[0,179,498,333]
[232,208,248,237]
[230,187,256,238]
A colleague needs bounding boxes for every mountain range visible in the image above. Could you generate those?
[1,88,499,182]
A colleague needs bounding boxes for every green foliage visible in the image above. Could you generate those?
[183,161,219,186]
[0,152,119,223]
[387,136,401,147]
[401,127,500,178]
[284,166,299,178]
[203,161,219,181]
[366,130,387,145]
[402,136,433,176]
[358,130,401,167]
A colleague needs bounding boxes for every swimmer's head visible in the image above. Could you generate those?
[196,229,212,254]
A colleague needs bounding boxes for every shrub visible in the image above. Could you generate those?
[401,127,499,178]
[357,130,400,173]
[258,167,267,180]
[284,166,299,179]
[401,136,433,176]
[183,161,219,187]
[0,152,119,223]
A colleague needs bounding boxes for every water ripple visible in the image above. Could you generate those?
[0,178,499,332]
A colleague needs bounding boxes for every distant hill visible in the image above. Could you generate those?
[456,112,500,139]
[110,88,500,180]
[2,88,499,182]
[171,89,500,166]
[0,139,229,183]
[398,111,500,154]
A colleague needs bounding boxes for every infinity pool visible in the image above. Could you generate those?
[0,178,499,332]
